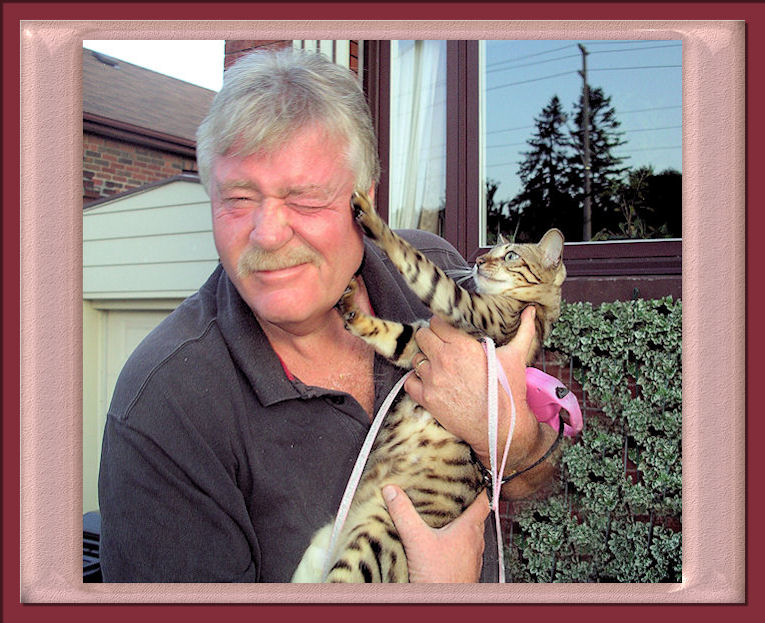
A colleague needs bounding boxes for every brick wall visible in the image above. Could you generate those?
[83,133,198,202]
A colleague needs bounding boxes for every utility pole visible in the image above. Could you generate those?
[578,44,592,241]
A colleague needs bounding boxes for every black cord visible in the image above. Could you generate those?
[501,416,565,485]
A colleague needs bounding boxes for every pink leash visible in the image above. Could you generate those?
[321,370,414,580]
[482,337,515,583]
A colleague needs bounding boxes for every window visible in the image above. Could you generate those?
[362,40,681,303]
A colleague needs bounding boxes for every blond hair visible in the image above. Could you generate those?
[196,48,380,192]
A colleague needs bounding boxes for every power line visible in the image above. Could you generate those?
[589,43,681,55]
[487,42,680,73]
[489,124,535,134]
[485,43,577,67]
[486,65,680,93]
[620,105,681,114]
[487,143,683,169]
[486,160,522,169]
[486,53,581,73]
[486,112,679,139]
[485,70,577,92]
[616,145,682,152]
[626,125,682,133]
[584,39,679,45]
[589,65,681,72]
[486,141,530,149]
[485,120,680,143]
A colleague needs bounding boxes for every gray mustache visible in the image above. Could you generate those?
[237,247,318,277]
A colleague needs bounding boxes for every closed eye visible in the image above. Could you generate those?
[288,202,327,213]
[222,196,258,209]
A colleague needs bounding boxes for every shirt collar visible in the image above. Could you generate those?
[214,240,426,408]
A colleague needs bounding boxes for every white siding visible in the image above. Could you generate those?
[83,180,219,299]
[82,179,219,511]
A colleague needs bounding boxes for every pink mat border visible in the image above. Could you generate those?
[14,16,745,605]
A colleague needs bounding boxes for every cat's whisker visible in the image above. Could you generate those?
[443,267,473,278]
[444,267,477,286]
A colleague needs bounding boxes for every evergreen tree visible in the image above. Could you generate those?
[510,95,576,242]
[507,87,679,244]
[566,87,629,239]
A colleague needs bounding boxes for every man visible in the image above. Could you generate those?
[98,48,559,583]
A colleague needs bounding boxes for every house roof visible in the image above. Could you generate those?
[82,48,216,143]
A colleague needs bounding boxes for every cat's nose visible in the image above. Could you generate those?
[475,256,485,266]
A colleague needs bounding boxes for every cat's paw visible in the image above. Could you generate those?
[350,191,382,240]
[336,277,360,324]
[350,191,372,220]
[291,524,333,583]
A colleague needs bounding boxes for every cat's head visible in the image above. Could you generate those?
[473,229,566,303]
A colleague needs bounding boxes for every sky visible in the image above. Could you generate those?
[82,39,681,203]
[483,39,682,204]
[83,40,226,91]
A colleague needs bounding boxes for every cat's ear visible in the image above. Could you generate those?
[538,228,564,267]
[497,232,509,245]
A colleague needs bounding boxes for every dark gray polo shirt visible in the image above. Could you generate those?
[98,231,499,583]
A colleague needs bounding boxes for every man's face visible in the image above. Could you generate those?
[209,126,366,334]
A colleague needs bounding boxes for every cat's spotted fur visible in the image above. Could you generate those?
[291,192,566,583]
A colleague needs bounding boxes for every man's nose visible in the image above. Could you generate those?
[249,200,292,250]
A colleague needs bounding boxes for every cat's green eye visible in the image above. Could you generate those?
[505,250,520,262]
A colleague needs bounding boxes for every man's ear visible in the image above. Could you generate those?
[366,185,376,204]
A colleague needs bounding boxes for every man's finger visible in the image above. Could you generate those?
[427,315,464,342]
[382,485,425,542]
[455,488,491,527]
[449,492,490,561]
[403,373,425,404]
[510,306,537,359]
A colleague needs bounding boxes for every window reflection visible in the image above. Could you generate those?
[480,40,682,245]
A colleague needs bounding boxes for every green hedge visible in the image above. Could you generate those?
[506,297,682,582]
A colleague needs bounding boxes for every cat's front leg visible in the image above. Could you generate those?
[336,277,426,369]
[350,191,387,242]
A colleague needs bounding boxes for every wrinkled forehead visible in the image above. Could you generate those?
[211,149,356,200]
[227,121,348,159]
[227,128,361,187]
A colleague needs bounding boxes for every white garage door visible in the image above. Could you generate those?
[84,306,176,512]
[104,309,170,414]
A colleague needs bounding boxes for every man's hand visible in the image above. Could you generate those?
[404,306,557,498]
[382,484,489,583]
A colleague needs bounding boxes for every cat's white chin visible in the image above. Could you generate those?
[474,275,508,296]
